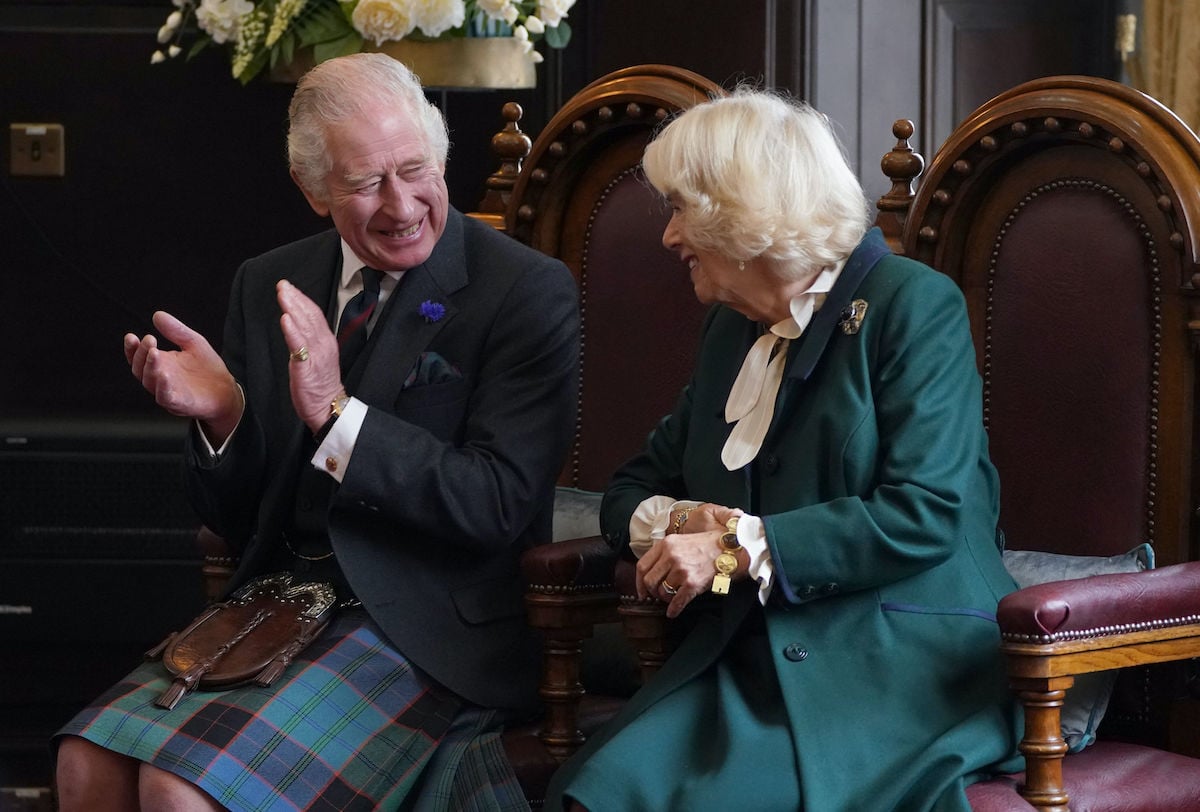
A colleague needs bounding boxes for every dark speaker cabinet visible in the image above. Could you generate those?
[0,419,206,789]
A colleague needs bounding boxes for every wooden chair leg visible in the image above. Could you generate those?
[525,591,619,762]
[1011,675,1074,812]
[618,598,672,683]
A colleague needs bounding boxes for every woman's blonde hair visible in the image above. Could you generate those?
[642,88,872,279]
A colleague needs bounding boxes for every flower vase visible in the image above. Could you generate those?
[271,37,536,89]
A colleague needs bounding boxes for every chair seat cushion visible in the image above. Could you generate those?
[966,741,1200,810]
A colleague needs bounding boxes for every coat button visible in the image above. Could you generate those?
[783,643,809,662]
[763,454,780,474]
[821,582,839,595]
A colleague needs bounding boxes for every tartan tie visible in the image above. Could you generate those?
[337,268,383,374]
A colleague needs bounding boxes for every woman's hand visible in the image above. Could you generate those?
[638,503,745,617]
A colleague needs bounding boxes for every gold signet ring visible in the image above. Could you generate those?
[661,581,679,596]
[289,346,310,362]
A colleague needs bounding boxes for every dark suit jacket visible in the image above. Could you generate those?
[185,208,579,713]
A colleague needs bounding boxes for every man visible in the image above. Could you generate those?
[55,53,579,811]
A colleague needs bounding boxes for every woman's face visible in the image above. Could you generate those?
[661,203,744,308]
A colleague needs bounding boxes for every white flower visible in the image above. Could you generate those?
[531,50,544,63]
[266,0,306,47]
[195,0,254,45]
[150,49,167,64]
[157,24,174,43]
[524,14,545,34]
[513,24,528,42]
[536,0,575,27]
[475,0,512,19]
[412,0,466,38]
[169,44,183,57]
[167,10,183,28]
[352,0,419,45]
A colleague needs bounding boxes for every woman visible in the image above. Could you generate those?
[546,90,1023,811]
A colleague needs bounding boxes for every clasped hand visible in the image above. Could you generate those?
[122,280,344,444]
[636,502,745,618]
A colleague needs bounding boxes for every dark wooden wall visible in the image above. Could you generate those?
[0,0,1121,793]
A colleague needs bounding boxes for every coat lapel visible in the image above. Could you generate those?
[350,209,470,405]
[763,228,891,449]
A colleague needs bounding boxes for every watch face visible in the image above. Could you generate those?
[715,551,739,574]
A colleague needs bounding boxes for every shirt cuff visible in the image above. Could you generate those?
[735,514,776,605]
[628,496,702,558]
[309,396,367,483]
[194,383,245,459]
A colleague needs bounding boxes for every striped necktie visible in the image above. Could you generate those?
[337,268,383,374]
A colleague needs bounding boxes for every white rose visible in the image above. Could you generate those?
[352,0,418,44]
[195,0,254,44]
[475,0,512,19]
[412,0,465,38]
[536,0,574,27]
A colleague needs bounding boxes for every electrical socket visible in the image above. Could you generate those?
[10,123,65,177]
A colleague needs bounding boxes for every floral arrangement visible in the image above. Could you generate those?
[152,0,576,84]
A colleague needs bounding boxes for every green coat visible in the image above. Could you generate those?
[549,229,1023,811]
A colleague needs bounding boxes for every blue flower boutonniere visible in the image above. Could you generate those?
[419,300,446,323]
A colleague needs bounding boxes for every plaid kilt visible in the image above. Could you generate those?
[55,611,529,812]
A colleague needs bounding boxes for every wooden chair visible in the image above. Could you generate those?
[879,75,1200,811]
[470,64,724,805]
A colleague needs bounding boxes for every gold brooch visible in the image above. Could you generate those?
[839,299,868,335]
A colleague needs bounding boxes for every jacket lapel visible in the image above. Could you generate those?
[350,209,469,405]
[763,228,891,448]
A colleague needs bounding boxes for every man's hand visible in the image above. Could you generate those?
[277,279,345,433]
[123,310,243,446]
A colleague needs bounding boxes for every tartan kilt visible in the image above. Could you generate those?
[54,611,529,812]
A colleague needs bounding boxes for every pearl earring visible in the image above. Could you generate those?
[738,260,745,272]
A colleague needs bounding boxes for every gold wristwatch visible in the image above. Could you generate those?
[712,517,741,595]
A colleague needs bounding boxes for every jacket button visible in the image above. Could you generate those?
[783,643,809,662]
[763,454,780,474]
[821,582,839,595]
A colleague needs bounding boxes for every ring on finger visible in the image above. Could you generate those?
[289,346,310,363]
[661,581,679,596]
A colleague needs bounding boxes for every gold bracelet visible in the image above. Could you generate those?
[712,517,741,595]
[671,507,694,533]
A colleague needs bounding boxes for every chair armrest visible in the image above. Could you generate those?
[995,561,1200,811]
[998,561,1200,648]
[521,535,620,592]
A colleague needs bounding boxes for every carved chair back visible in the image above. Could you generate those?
[879,76,1200,809]
[480,65,723,490]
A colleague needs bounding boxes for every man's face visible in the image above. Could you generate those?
[298,108,449,272]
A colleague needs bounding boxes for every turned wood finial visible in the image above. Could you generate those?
[877,119,924,215]
[876,120,925,251]
[477,102,532,219]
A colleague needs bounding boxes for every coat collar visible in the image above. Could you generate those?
[786,227,891,382]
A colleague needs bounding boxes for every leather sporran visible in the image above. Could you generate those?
[145,572,337,710]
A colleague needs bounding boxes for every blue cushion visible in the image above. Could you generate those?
[551,487,603,542]
[1001,543,1154,752]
